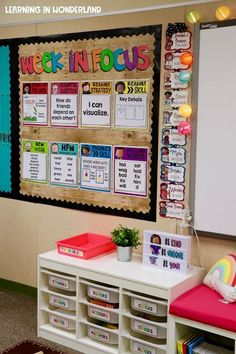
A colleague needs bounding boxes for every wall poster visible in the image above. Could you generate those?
[0,25,161,221]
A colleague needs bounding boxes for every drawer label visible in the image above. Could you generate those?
[50,295,69,309]
[89,307,111,321]
[89,286,110,301]
[88,326,110,342]
[133,341,156,354]
[60,245,83,257]
[133,320,157,337]
[50,315,69,329]
[49,276,69,289]
[133,299,157,314]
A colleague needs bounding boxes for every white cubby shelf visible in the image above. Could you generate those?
[38,250,204,354]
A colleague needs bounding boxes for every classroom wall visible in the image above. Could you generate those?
[0,0,235,287]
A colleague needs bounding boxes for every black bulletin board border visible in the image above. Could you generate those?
[0,24,161,222]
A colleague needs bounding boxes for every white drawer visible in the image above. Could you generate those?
[88,305,118,324]
[49,274,76,292]
[131,318,166,339]
[87,325,118,344]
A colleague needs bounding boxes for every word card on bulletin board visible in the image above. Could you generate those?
[14,26,161,220]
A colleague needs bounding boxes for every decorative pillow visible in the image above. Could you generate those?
[203,254,236,303]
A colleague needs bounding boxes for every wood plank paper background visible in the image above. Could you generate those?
[19,33,157,214]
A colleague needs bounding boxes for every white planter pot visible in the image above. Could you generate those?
[117,246,133,262]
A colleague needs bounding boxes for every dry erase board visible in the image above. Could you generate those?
[192,20,236,237]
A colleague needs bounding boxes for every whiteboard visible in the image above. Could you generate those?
[193,21,236,237]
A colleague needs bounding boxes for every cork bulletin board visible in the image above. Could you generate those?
[1,25,161,221]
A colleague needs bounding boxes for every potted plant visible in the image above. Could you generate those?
[111,225,142,262]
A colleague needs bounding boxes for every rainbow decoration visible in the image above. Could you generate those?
[207,254,236,287]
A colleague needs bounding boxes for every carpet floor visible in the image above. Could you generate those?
[0,290,82,354]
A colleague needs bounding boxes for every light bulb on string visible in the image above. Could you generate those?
[216,6,230,21]
[179,104,192,118]
[180,52,193,66]
[186,11,200,24]
[179,71,191,83]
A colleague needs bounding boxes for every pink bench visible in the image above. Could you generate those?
[169,284,236,332]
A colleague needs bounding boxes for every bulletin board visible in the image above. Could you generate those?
[0,25,161,221]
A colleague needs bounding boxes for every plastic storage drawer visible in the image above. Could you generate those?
[130,340,158,354]
[49,312,75,330]
[131,318,166,339]
[131,296,167,317]
[88,305,118,324]
[87,325,118,344]
[49,274,76,292]
[49,294,76,311]
[88,285,119,304]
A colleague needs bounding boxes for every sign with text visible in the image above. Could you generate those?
[159,201,184,219]
[114,146,148,197]
[163,109,186,127]
[143,230,191,274]
[165,32,191,51]
[164,71,189,89]
[80,143,111,192]
[161,164,185,183]
[114,80,148,129]
[164,52,190,70]
[22,82,48,125]
[22,140,48,183]
[164,90,189,108]
[161,147,186,164]
[81,81,112,127]
[50,82,79,127]
[160,183,185,201]
[50,142,79,187]
[162,128,187,146]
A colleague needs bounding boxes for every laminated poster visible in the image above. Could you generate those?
[81,81,112,127]
[50,82,79,127]
[162,128,187,146]
[164,90,189,108]
[164,71,190,89]
[160,183,185,201]
[161,146,186,164]
[165,32,191,51]
[50,142,79,187]
[160,164,185,183]
[114,146,148,197]
[163,109,186,127]
[22,82,48,125]
[159,201,184,219]
[164,52,190,70]
[22,140,48,183]
[80,143,111,192]
[114,80,148,129]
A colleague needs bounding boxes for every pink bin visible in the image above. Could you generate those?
[57,233,115,260]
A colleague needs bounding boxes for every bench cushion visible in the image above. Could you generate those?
[169,284,236,332]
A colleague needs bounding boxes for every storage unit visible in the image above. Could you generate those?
[168,284,236,353]
[38,250,204,354]
[168,316,236,354]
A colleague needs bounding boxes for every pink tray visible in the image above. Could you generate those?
[57,233,115,260]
